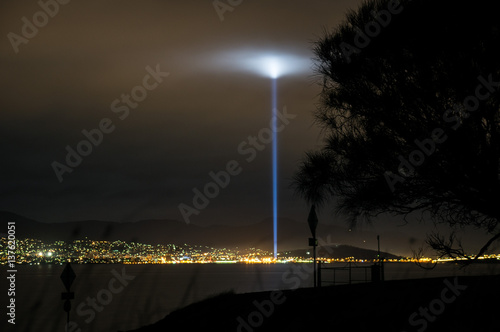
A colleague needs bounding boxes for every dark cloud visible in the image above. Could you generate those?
[1,0,364,226]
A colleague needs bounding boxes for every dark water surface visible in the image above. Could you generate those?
[3,262,499,332]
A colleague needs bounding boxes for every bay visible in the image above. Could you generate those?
[2,262,499,332]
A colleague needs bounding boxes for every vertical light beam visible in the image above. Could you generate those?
[272,77,278,259]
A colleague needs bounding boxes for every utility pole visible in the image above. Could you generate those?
[377,235,384,281]
[377,235,380,261]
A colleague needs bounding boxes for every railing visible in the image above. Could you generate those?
[318,261,384,286]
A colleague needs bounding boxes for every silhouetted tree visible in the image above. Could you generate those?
[294,0,500,260]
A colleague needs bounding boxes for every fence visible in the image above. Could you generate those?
[318,261,384,286]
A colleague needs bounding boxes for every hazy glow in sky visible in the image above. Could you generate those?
[211,50,312,79]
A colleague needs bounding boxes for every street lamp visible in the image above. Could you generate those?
[307,205,318,287]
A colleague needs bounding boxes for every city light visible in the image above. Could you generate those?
[3,236,499,265]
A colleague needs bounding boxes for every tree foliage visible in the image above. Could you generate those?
[294,0,500,258]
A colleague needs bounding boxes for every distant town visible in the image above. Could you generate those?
[1,237,499,265]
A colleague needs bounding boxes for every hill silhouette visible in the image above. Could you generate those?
[285,245,400,260]
[0,210,417,255]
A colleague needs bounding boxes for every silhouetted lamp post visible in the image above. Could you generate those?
[307,205,318,287]
[60,262,76,331]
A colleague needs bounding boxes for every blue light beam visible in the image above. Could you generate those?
[272,77,278,259]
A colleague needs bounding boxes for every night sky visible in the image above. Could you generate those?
[2,1,368,225]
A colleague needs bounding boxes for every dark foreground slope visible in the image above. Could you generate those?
[124,274,500,332]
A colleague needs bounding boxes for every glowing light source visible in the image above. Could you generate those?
[209,50,306,258]
[263,56,281,79]
[209,50,311,79]
[262,55,283,259]
[272,77,278,259]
